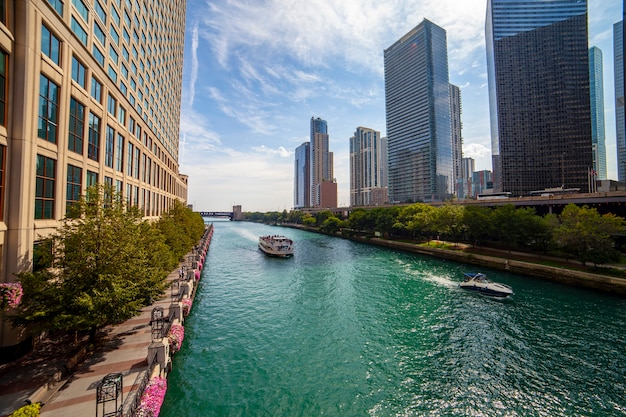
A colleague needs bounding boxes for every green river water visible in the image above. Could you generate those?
[160,221,626,416]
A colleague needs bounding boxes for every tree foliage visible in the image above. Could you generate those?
[12,185,195,339]
[553,204,625,266]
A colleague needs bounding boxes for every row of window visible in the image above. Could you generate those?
[36,153,171,220]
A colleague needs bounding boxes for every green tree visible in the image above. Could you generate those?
[13,185,172,340]
[320,216,344,234]
[395,203,437,239]
[553,204,625,266]
[432,204,466,244]
[156,199,205,266]
[462,205,493,247]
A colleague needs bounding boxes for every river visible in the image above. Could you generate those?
[160,220,626,416]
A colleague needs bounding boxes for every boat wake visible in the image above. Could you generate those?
[395,259,457,289]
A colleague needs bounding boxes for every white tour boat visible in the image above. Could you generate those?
[460,272,513,298]
[258,235,294,258]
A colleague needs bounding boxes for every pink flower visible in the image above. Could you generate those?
[0,283,23,311]
[137,376,167,417]
[167,324,185,354]
[181,298,192,316]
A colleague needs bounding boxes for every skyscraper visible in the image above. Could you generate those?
[309,117,336,208]
[615,21,625,182]
[486,0,593,195]
[449,84,463,198]
[589,46,607,180]
[384,19,453,203]
[0,0,188,349]
[294,142,310,209]
[349,127,388,207]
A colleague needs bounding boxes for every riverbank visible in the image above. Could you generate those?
[283,224,626,296]
[0,225,214,417]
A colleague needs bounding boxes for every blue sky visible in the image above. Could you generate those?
[179,0,622,213]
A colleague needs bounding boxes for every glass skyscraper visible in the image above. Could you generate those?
[293,142,310,209]
[615,21,625,182]
[384,19,453,203]
[589,46,607,180]
[486,0,593,195]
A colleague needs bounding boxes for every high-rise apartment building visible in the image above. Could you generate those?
[589,46,607,180]
[310,117,336,208]
[349,127,388,207]
[616,21,625,182]
[486,0,593,195]
[293,142,310,209]
[0,0,188,349]
[384,19,454,203]
[449,84,463,198]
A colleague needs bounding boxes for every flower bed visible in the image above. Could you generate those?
[136,376,167,417]
[181,298,192,316]
[167,324,185,354]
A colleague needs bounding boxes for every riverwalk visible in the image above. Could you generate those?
[0,224,213,417]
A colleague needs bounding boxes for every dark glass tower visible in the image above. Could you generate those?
[384,19,453,203]
[486,0,593,195]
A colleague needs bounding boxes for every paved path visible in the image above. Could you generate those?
[0,267,182,417]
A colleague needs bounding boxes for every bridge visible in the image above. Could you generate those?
[199,211,234,220]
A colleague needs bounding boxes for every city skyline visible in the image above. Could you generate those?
[179,0,621,212]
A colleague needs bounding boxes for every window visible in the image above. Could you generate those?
[126,183,132,206]
[118,106,126,124]
[120,81,127,95]
[72,0,88,21]
[91,77,102,102]
[115,133,124,172]
[86,170,98,187]
[66,164,82,215]
[35,155,56,219]
[121,64,128,79]
[105,125,115,168]
[0,145,5,220]
[108,65,117,82]
[110,26,119,45]
[71,56,86,88]
[46,0,64,15]
[133,147,140,179]
[88,112,101,161]
[127,142,133,176]
[68,97,84,154]
[70,17,87,45]
[107,94,117,115]
[92,45,104,66]
[0,50,7,127]
[41,25,61,65]
[111,5,120,26]
[38,74,59,143]
[123,29,130,45]
[116,179,123,194]
[122,46,129,62]
[109,46,119,65]
[94,22,106,45]
[95,0,106,23]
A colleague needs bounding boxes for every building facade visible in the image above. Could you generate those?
[0,0,188,348]
[486,0,593,195]
[384,19,454,204]
[589,46,607,180]
[349,126,388,207]
[461,157,475,199]
[309,117,336,208]
[293,142,310,209]
[616,21,625,182]
[449,84,463,198]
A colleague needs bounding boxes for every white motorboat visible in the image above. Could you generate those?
[258,235,294,257]
[460,272,513,298]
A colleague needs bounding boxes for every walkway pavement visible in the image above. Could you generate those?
[0,267,182,417]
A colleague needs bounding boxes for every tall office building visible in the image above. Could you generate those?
[461,157,475,199]
[384,19,453,203]
[349,127,388,206]
[616,21,625,182]
[449,84,463,198]
[589,46,607,180]
[310,117,336,208]
[486,0,593,195]
[293,142,310,209]
[0,0,188,350]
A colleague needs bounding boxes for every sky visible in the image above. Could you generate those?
[178,0,623,213]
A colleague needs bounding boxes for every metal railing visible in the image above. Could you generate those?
[118,348,158,417]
